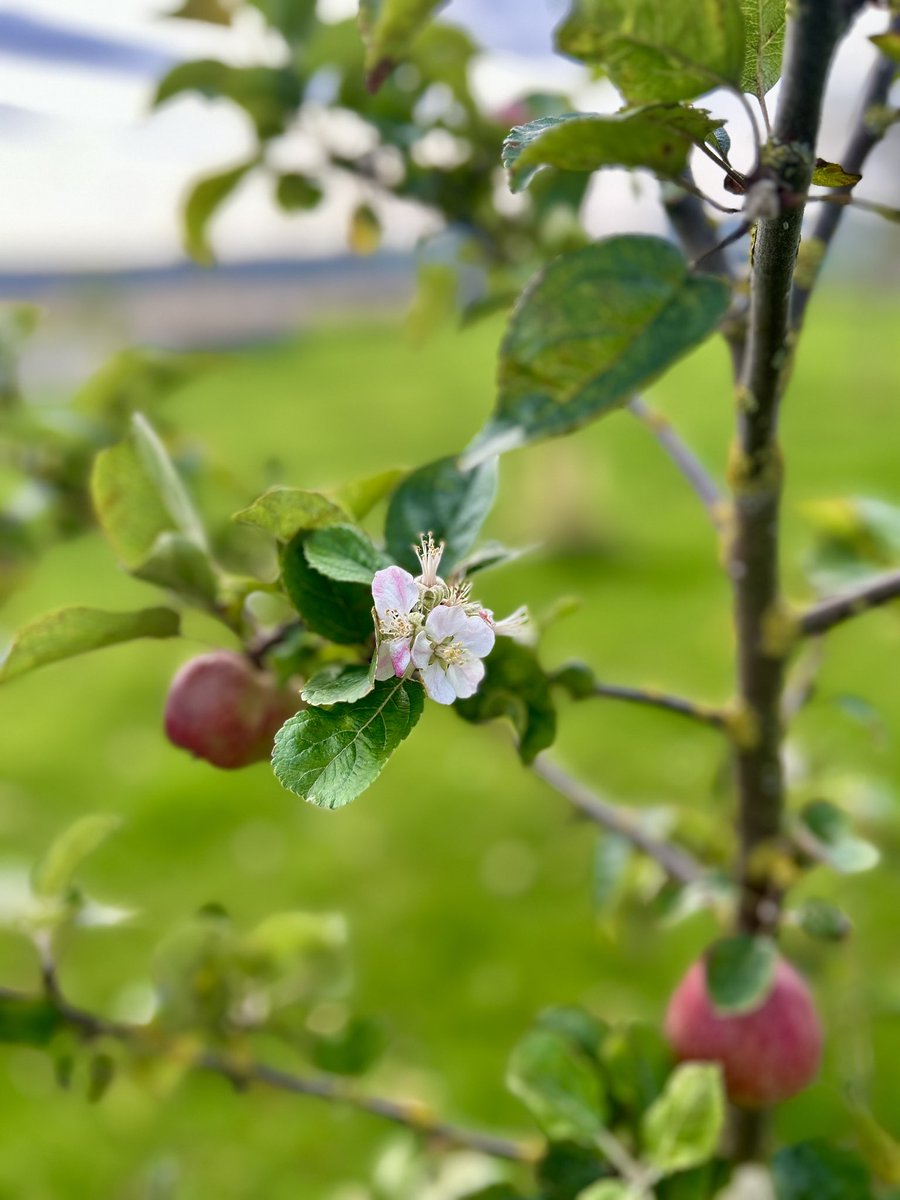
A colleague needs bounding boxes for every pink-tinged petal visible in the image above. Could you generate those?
[447,657,485,699]
[390,638,411,677]
[374,641,396,680]
[421,661,456,705]
[411,630,433,670]
[371,566,418,620]
[459,613,495,658]
[425,602,469,642]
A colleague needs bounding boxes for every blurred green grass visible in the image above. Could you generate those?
[1,294,900,1198]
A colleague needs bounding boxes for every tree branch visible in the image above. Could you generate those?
[799,568,900,636]
[727,0,864,1160]
[531,757,705,886]
[628,396,727,532]
[790,13,900,330]
[0,986,535,1164]
[584,678,728,731]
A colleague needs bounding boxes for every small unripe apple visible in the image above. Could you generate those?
[664,955,823,1108]
[164,650,298,769]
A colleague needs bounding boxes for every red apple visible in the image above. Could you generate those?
[164,650,299,769]
[664,954,823,1108]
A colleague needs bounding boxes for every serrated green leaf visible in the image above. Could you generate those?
[739,0,786,95]
[91,412,207,568]
[798,800,880,874]
[455,639,557,764]
[1,606,180,684]
[281,533,375,644]
[303,524,384,584]
[792,898,852,942]
[811,159,862,188]
[773,1141,874,1200]
[384,455,498,574]
[301,662,376,706]
[154,60,301,139]
[503,106,725,193]
[705,936,776,1014]
[33,814,122,899]
[507,1028,608,1143]
[465,237,730,463]
[233,487,349,542]
[557,0,745,103]
[641,1063,725,1176]
[331,467,407,521]
[184,160,256,265]
[272,677,424,808]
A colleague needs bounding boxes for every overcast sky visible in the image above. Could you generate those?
[0,1,891,270]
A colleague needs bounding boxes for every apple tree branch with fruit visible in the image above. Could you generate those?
[2,0,900,1196]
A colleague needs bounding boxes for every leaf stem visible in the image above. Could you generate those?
[0,985,536,1163]
[799,568,900,637]
[531,757,705,886]
[628,396,726,531]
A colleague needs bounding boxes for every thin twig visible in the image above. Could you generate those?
[0,986,536,1163]
[586,680,728,731]
[628,396,726,530]
[532,757,705,886]
[790,12,900,329]
[799,569,900,637]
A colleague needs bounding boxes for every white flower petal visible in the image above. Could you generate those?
[421,661,456,705]
[411,630,433,670]
[493,606,534,644]
[447,657,485,699]
[374,641,396,680]
[371,566,418,620]
[459,613,495,658]
[390,639,412,677]
[425,602,469,642]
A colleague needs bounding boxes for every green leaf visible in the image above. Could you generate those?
[870,32,900,63]
[593,832,633,910]
[132,532,220,607]
[384,455,498,574]
[641,1063,725,1176]
[233,487,348,542]
[577,1184,641,1200]
[154,60,301,139]
[602,1022,672,1122]
[811,158,862,188]
[0,995,62,1047]
[506,1028,608,1144]
[88,1052,116,1103]
[848,1102,900,1186]
[455,541,528,577]
[303,524,384,584]
[536,1006,608,1062]
[798,800,880,874]
[311,1015,386,1076]
[792,898,852,942]
[455,639,557,764]
[503,106,725,193]
[739,0,786,95]
[301,662,376,706]
[281,533,375,644]
[33,814,122,900]
[272,677,424,808]
[556,0,745,104]
[705,935,776,1015]
[773,1141,874,1200]
[537,1142,608,1200]
[464,237,731,463]
[248,0,317,42]
[358,0,446,79]
[72,347,224,425]
[240,910,348,995]
[91,412,207,568]
[184,160,256,265]
[331,467,407,521]
[275,171,324,211]
[1,606,180,684]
